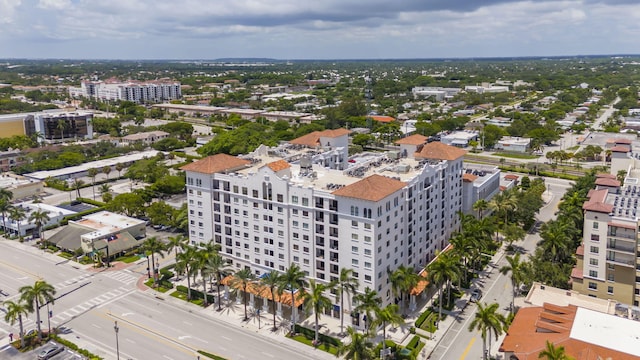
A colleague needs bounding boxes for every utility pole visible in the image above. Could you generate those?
[114,321,120,360]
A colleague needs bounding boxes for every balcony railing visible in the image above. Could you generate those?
[608,232,636,240]
[607,243,636,253]
[607,256,635,267]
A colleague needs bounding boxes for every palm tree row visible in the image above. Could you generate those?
[3,279,57,348]
[468,302,509,360]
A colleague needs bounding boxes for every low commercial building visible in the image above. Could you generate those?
[0,173,43,200]
[461,164,500,216]
[120,131,169,147]
[1,203,75,237]
[440,131,478,148]
[494,137,531,153]
[0,149,27,172]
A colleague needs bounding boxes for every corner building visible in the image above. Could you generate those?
[182,130,465,308]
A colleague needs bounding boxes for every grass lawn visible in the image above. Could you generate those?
[169,290,205,305]
[144,279,171,293]
[115,254,141,263]
[197,350,228,360]
[57,252,74,260]
[492,152,539,159]
[291,335,339,355]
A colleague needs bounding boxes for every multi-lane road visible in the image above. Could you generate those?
[429,177,573,360]
[0,241,332,360]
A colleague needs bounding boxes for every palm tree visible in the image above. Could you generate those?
[334,268,359,336]
[56,120,66,140]
[231,268,255,321]
[166,234,188,260]
[500,253,525,312]
[102,166,112,180]
[3,299,31,348]
[389,265,420,315]
[489,190,517,239]
[538,340,575,360]
[336,326,375,360]
[115,163,125,178]
[473,199,489,219]
[99,184,111,202]
[175,246,196,300]
[8,205,26,237]
[372,304,404,347]
[468,302,506,360]
[194,242,217,306]
[427,252,461,324]
[72,178,84,199]
[19,280,56,340]
[353,287,381,334]
[142,236,166,285]
[0,198,11,233]
[204,253,234,311]
[302,280,332,345]
[29,208,50,245]
[539,220,572,263]
[259,270,282,331]
[87,168,99,200]
[278,264,308,332]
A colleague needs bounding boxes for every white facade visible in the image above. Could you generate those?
[182,133,464,309]
[495,137,531,153]
[1,203,75,237]
[69,80,181,103]
[461,165,501,215]
[441,131,478,148]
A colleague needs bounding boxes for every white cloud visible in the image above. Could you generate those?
[0,0,22,24]
[38,0,71,10]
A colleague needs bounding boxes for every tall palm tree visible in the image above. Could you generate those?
[278,264,308,332]
[0,198,11,233]
[56,120,66,140]
[427,252,461,324]
[3,299,31,348]
[175,246,196,300]
[99,183,111,202]
[473,199,490,219]
[353,287,381,334]
[539,220,572,263]
[19,280,56,340]
[72,178,84,199]
[302,279,332,345]
[142,236,166,285]
[334,268,359,336]
[389,265,420,315]
[166,234,188,260]
[538,340,575,360]
[115,163,125,178]
[468,302,506,360]
[372,304,404,347]
[87,168,99,200]
[500,252,525,312]
[102,166,112,180]
[259,270,282,331]
[205,253,234,311]
[336,327,375,360]
[489,190,517,239]
[231,268,255,321]
[8,205,26,237]
[29,208,50,245]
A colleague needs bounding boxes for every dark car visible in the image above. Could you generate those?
[37,342,64,360]
[470,288,482,302]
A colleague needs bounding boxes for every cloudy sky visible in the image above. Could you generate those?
[0,0,638,60]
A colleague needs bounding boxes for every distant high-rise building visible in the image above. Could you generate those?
[69,80,181,103]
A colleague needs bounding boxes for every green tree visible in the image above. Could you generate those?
[205,253,234,311]
[28,208,50,245]
[259,270,282,331]
[427,251,461,323]
[372,304,404,349]
[115,163,125,178]
[473,199,489,219]
[538,340,575,360]
[3,299,31,348]
[278,264,308,333]
[302,280,332,345]
[500,253,526,312]
[334,268,359,336]
[389,265,420,316]
[142,236,166,285]
[102,166,112,180]
[468,302,506,360]
[87,168,99,200]
[0,198,12,232]
[231,268,255,321]
[353,287,381,334]
[19,280,56,340]
[106,193,145,217]
[8,205,26,237]
[336,327,375,360]
[99,184,111,203]
[175,246,197,300]
[166,234,188,260]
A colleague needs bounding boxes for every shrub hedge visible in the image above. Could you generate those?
[50,334,103,360]
[294,324,342,347]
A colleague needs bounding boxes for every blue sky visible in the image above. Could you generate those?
[0,0,639,60]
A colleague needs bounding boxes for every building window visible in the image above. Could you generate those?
[607,286,614,294]
[352,259,359,266]
[608,273,615,282]
[302,198,309,206]
[590,246,599,254]
[351,234,358,240]
[589,258,598,266]
[351,246,358,253]
[593,222,598,229]
[292,196,299,204]
[588,282,597,290]
[589,270,597,278]
[591,234,600,242]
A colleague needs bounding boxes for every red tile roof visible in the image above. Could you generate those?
[571,267,583,279]
[595,177,620,187]
[289,128,351,147]
[614,138,632,144]
[395,134,427,145]
[266,160,290,172]
[180,154,251,174]
[415,142,467,161]
[332,174,405,202]
[596,173,616,179]
[582,188,612,213]
[504,174,519,181]
[611,145,631,153]
[462,173,478,182]
[575,245,584,256]
[370,115,395,123]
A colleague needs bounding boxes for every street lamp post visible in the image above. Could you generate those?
[46,302,51,336]
[257,309,261,329]
[146,255,151,278]
[114,321,120,360]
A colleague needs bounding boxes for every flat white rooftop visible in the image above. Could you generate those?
[571,307,640,356]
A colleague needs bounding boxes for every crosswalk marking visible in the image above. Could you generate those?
[99,270,138,285]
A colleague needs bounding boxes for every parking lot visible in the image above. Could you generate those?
[1,341,84,360]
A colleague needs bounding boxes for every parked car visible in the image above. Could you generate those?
[37,342,64,359]
[470,288,482,302]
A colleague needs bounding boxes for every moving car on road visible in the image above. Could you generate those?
[470,288,482,302]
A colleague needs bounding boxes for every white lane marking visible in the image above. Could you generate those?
[125,338,136,344]
[221,336,232,341]
[261,352,275,358]
[163,356,174,360]
[92,324,101,329]
[183,321,192,325]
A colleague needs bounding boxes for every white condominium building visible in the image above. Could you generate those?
[182,131,465,307]
[69,80,181,103]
